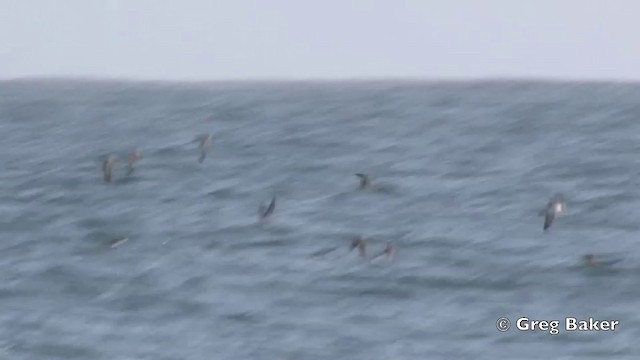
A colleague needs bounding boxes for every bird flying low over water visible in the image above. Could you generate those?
[355,173,372,189]
[385,243,395,261]
[194,134,213,164]
[126,148,142,176]
[102,155,117,183]
[259,196,276,220]
[350,237,368,258]
[542,193,567,231]
[372,242,395,261]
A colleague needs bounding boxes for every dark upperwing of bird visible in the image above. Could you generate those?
[261,196,276,219]
[355,173,370,189]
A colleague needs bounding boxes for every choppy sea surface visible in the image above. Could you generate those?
[1,79,640,360]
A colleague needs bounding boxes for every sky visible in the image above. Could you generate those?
[1,0,640,81]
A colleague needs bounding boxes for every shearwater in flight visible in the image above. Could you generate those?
[349,237,368,258]
[195,134,213,164]
[259,196,276,221]
[372,242,395,261]
[541,193,567,231]
[102,155,117,183]
[126,148,142,176]
[355,173,372,190]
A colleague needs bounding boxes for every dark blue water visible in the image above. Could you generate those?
[1,79,639,359]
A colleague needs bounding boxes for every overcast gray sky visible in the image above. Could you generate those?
[1,0,639,80]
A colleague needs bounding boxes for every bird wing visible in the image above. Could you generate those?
[544,211,555,231]
[263,197,276,217]
[354,173,368,187]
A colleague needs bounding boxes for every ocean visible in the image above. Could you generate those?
[1,79,639,359]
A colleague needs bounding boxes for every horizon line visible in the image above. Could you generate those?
[3,74,640,85]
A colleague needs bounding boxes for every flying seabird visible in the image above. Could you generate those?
[102,155,117,183]
[126,148,142,176]
[542,193,566,231]
[382,243,395,261]
[350,237,368,258]
[259,196,276,220]
[195,134,213,164]
[371,242,395,261]
[355,173,372,189]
